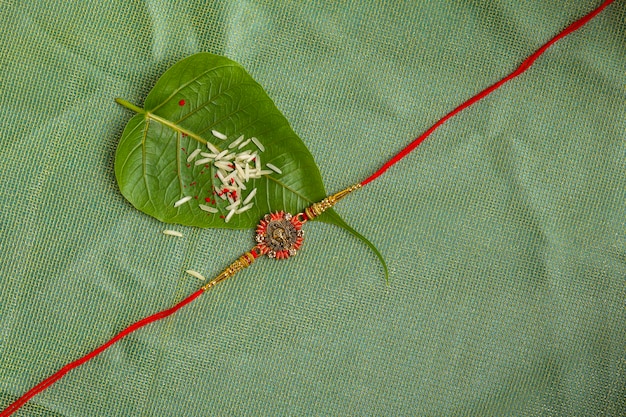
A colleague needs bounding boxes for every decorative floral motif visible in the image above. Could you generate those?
[255,211,304,259]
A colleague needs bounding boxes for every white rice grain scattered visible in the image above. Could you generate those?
[214,161,234,171]
[258,169,274,176]
[228,135,245,149]
[235,203,254,214]
[206,142,220,153]
[266,163,282,174]
[235,163,246,180]
[234,175,247,190]
[244,163,250,182]
[223,153,236,161]
[238,138,251,149]
[186,148,202,162]
[225,200,241,211]
[200,152,216,158]
[251,137,264,152]
[173,196,193,207]
[186,269,206,281]
[215,150,229,160]
[236,150,251,159]
[223,171,238,187]
[199,204,219,213]
[211,130,227,140]
[224,208,236,223]
[194,157,212,166]
[163,230,183,237]
[224,170,237,181]
[242,188,257,205]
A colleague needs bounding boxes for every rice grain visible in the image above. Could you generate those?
[251,137,264,152]
[174,196,192,207]
[211,130,227,140]
[185,269,206,281]
[186,149,202,162]
[163,230,183,237]
[266,163,282,174]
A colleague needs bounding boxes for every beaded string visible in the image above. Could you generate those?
[1,1,615,415]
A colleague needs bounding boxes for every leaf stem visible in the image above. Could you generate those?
[115,98,207,145]
[115,98,146,114]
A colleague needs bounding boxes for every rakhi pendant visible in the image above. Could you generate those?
[256,211,304,259]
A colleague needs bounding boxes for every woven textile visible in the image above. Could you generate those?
[1,1,624,416]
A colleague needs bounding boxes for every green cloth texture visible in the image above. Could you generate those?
[1,1,624,416]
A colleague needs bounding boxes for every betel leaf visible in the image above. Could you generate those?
[115,53,387,279]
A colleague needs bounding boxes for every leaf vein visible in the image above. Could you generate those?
[141,119,154,209]
[176,131,184,198]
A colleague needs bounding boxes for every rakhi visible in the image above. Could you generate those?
[1,1,614,415]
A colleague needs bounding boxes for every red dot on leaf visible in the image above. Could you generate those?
[179,99,186,106]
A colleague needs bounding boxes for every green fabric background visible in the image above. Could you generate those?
[1,0,625,416]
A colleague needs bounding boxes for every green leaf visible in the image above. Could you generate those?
[115,53,326,229]
[115,53,386,278]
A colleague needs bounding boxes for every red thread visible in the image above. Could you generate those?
[0,289,205,417]
[1,2,614,416]
[360,0,615,186]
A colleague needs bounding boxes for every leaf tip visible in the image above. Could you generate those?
[383,261,390,286]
